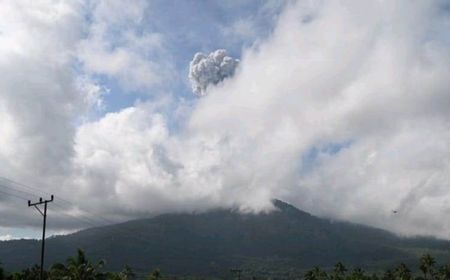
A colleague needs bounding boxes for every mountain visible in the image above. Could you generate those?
[1,199,450,278]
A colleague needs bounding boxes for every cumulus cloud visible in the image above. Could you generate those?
[0,234,13,241]
[62,103,274,220]
[1,0,450,241]
[0,0,86,180]
[77,0,175,92]
[188,49,239,97]
[0,0,109,233]
[182,0,450,238]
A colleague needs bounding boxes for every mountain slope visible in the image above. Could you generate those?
[1,200,450,277]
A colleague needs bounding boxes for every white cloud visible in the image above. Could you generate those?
[1,0,450,240]
[64,103,275,218]
[76,76,108,112]
[221,18,259,43]
[220,0,287,45]
[0,234,13,241]
[184,0,450,238]
[77,0,175,92]
[0,0,85,180]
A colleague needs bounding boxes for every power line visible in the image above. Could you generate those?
[0,177,162,252]
[0,176,117,226]
[0,183,101,230]
[231,268,243,280]
[0,179,168,279]
[0,177,46,198]
[0,179,103,226]
[0,182,39,200]
[3,183,151,246]
[0,185,114,237]
[50,204,102,229]
[0,188,28,201]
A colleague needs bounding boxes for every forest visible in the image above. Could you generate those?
[1,250,450,280]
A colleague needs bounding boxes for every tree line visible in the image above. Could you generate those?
[0,249,152,280]
[1,251,450,280]
[302,254,450,280]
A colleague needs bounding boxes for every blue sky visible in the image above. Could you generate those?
[1,0,288,239]
[1,0,450,240]
[89,0,286,114]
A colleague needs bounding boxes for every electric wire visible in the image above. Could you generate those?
[0,177,160,253]
[0,188,29,202]
[0,187,151,279]
[0,182,167,279]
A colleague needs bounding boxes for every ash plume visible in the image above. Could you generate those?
[188,49,239,97]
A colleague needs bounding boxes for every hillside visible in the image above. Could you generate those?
[1,200,450,278]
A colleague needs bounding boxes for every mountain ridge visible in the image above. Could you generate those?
[1,199,450,277]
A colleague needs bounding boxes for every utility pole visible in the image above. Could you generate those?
[28,195,54,280]
[230,269,242,280]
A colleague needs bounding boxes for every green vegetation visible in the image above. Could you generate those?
[0,249,150,279]
[0,262,4,280]
[301,254,450,280]
[1,251,450,280]
[1,201,450,277]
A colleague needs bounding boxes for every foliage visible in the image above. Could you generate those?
[0,262,4,280]
[146,268,161,280]
[3,252,450,279]
[48,248,107,279]
[332,262,347,280]
[2,252,450,279]
[419,254,436,280]
[2,201,450,276]
[107,265,136,280]
[302,254,450,280]
[1,249,136,280]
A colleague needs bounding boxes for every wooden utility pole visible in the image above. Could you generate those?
[28,195,54,280]
[231,269,242,280]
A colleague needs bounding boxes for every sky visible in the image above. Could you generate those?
[0,0,449,240]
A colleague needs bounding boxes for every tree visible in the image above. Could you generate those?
[394,263,412,280]
[349,267,368,280]
[304,267,327,280]
[11,265,44,280]
[0,262,4,280]
[49,249,106,280]
[420,254,436,279]
[332,262,347,280]
[119,265,136,280]
[146,268,161,280]
[304,269,316,280]
[381,269,395,280]
[107,265,136,280]
[437,264,450,280]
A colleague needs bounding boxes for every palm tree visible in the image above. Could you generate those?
[49,249,106,280]
[381,269,395,280]
[0,262,4,280]
[304,269,316,280]
[107,265,136,280]
[332,262,347,280]
[69,249,105,279]
[120,265,136,280]
[420,254,436,279]
[349,267,368,280]
[146,268,161,280]
[438,264,450,280]
[12,264,44,280]
[304,267,327,280]
[394,263,412,280]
